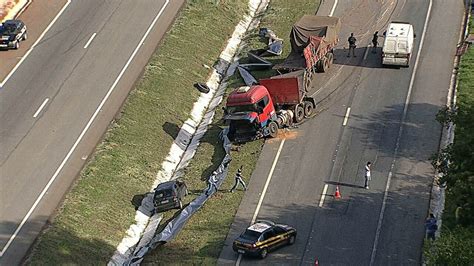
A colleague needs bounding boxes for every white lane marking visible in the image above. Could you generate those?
[83,32,97,49]
[236,138,286,266]
[342,107,351,126]
[251,139,286,224]
[318,184,329,207]
[369,0,433,265]
[329,0,338,16]
[33,98,50,118]
[363,46,370,61]
[0,0,72,88]
[0,0,170,257]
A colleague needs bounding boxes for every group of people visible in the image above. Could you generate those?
[346,31,381,57]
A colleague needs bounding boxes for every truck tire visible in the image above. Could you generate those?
[294,105,305,123]
[326,52,334,66]
[268,121,278,138]
[304,101,314,117]
[260,248,268,259]
[316,58,329,72]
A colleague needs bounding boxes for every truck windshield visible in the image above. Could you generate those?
[227,104,256,114]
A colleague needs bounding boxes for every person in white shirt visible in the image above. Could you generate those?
[364,162,371,189]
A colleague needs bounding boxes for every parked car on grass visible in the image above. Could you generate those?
[232,220,297,259]
[0,19,27,50]
[153,180,188,213]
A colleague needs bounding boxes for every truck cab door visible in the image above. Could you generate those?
[256,95,274,126]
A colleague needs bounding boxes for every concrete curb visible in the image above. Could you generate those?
[109,0,271,264]
[427,0,471,239]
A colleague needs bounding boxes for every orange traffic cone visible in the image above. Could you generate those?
[334,186,341,199]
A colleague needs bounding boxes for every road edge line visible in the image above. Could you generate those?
[236,138,286,266]
[0,0,71,88]
[368,0,433,265]
[0,0,170,258]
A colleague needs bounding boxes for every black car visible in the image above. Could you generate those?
[232,220,297,259]
[0,19,27,50]
[153,180,188,213]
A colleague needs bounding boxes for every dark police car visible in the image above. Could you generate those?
[153,180,188,213]
[0,19,27,50]
[232,220,297,259]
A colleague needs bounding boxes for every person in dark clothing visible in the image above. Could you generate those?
[425,213,438,240]
[205,172,218,196]
[347,33,357,57]
[372,31,380,53]
[230,166,247,192]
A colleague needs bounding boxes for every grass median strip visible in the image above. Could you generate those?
[28,0,320,264]
[143,0,319,264]
[27,1,249,264]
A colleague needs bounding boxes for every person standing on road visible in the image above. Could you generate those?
[364,162,371,189]
[205,171,218,196]
[425,213,438,241]
[230,166,247,192]
[372,31,380,53]
[347,33,357,57]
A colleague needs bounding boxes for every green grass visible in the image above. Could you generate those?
[424,17,474,265]
[27,1,249,264]
[143,0,319,264]
[28,0,320,264]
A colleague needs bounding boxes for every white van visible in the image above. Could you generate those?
[382,22,415,67]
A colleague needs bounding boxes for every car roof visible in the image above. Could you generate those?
[386,22,412,37]
[156,180,177,189]
[247,222,273,233]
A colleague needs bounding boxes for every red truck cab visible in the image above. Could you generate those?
[225,86,277,142]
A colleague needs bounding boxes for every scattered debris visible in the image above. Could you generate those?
[258,27,283,56]
[237,66,258,86]
[194,83,210,94]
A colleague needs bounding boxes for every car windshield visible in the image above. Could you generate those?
[241,229,261,241]
[2,24,16,34]
[227,104,256,114]
[155,189,173,199]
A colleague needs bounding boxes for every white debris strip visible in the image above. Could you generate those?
[109,0,270,264]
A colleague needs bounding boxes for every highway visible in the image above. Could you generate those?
[0,0,184,264]
[218,0,464,265]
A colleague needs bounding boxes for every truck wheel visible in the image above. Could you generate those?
[294,105,305,123]
[304,101,314,117]
[326,52,334,66]
[268,121,278,138]
[260,248,268,259]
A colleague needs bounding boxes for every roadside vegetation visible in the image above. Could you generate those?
[426,16,474,265]
[144,0,319,264]
[27,0,321,264]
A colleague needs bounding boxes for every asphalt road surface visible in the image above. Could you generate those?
[0,0,184,264]
[218,0,464,265]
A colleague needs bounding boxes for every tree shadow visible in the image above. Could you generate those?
[332,47,389,69]
[351,102,442,161]
[216,180,430,265]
